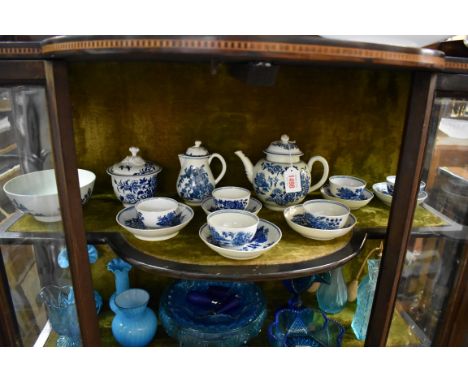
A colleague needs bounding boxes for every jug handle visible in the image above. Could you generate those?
[307,156,329,193]
[209,153,227,185]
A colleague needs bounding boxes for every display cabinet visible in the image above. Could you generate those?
[0,36,467,347]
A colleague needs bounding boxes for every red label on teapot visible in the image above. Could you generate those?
[284,167,302,193]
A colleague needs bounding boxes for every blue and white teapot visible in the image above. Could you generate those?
[176,141,227,206]
[235,134,329,210]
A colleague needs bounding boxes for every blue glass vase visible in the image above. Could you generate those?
[107,258,132,313]
[317,267,347,314]
[39,285,81,346]
[351,259,380,340]
[112,288,157,347]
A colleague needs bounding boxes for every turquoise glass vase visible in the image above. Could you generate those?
[351,259,380,340]
[317,267,347,314]
[112,288,157,347]
[107,258,132,313]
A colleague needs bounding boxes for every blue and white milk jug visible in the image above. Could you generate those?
[176,141,227,206]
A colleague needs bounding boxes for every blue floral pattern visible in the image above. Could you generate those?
[335,187,365,200]
[126,211,183,229]
[115,176,157,204]
[209,227,254,247]
[292,213,342,230]
[118,162,159,176]
[215,199,249,210]
[177,165,214,203]
[208,226,272,250]
[11,199,49,217]
[254,161,310,207]
[80,187,92,204]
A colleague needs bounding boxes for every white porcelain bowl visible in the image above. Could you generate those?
[212,186,251,210]
[116,203,194,241]
[373,182,428,207]
[3,169,95,222]
[320,186,374,210]
[329,175,366,200]
[386,175,426,195]
[207,209,259,247]
[303,200,350,229]
[284,205,357,241]
[135,197,178,228]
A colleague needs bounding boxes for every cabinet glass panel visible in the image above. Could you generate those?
[0,86,90,346]
[387,92,468,346]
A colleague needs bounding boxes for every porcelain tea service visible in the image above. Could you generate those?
[107,147,162,207]
[235,134,329,211]
[176,141,227,206]
[321,175,374,210]
[284,201,357,241]
[200,209,282,260]
[117,203,194,241]
[212,186,251,210]
[373,181,428,207]
[135,197,179,229]
[385,175,426,195]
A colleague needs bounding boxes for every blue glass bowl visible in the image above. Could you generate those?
[159,280,266,346]
[268,307,345,347]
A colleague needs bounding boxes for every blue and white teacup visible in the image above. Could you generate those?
[329,175,367,200]
[303,200,350,229]
[386,175,426,195]
[212,186,251,210]
[207,209,259,247]
[135,197,178,228]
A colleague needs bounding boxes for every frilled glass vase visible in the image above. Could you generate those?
[317,267,348,314]
[351,259,380,340]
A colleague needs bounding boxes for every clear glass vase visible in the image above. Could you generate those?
[317,267,347,314]
[351,259,380,340]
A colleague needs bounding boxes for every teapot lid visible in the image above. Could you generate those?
[184,140,210,157]
[264,134,304,156]
[107,147,162,176]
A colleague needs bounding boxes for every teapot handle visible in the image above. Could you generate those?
[307,156,329,193]
[209,153,227,185]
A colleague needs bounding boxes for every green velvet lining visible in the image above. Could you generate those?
[7,193,446,267]
[68,62,411,196]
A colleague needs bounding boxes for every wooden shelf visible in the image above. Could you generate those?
[2,36,468,73]
[0,194,451,281]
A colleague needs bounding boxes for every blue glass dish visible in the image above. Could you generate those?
[268,307,344,347]
[159,280,266,346]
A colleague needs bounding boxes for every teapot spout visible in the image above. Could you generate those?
[234,150,254,184]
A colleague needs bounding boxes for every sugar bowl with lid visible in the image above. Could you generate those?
[235,134,329,211]
[107,147,162,206]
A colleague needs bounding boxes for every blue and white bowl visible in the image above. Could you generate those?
[303,200,350,229]
[3,168,95,223]
[284,205,357,241]
[116,203,194,241]
[207,210,259,247]
[320,186,374,210]
[135,197,178,228]
[199,219,282,260]
[386,175,426,195]
[373,182,428,207]
[212,186,250,210]
[201,196,262,215]
[329,176,367,200]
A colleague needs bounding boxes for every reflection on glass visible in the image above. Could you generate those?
[0,86,82,346]
[388,95,468,346]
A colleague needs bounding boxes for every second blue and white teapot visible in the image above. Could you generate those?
[176,141,227,206]
[235,134,329,210]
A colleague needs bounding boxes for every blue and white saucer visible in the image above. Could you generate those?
[199,219,282,260]
[320,186,374,210]
[372,182,428,207]
[116,203,194,241]
[201,196,262,215]
[284,205,357,241]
